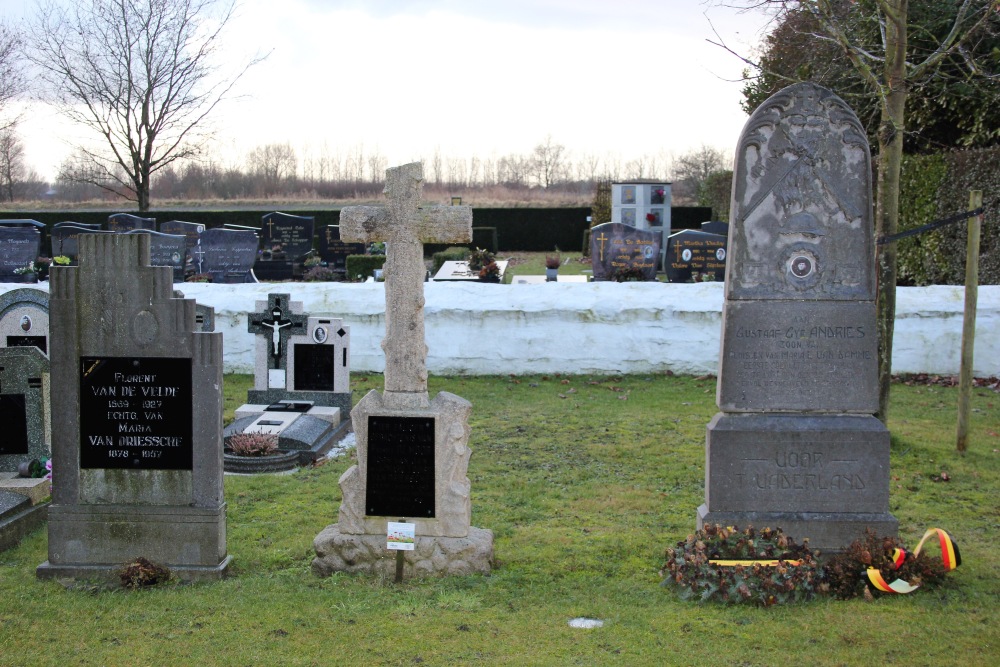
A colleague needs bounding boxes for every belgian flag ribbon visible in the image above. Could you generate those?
[866,528,961,594]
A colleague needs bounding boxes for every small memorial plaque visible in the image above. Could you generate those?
[6,336,47,353]
[79,356,193,470]
[365,416,435,518]
[0,394,28,455]
[293,344,335,391]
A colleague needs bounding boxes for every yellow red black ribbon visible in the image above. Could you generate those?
[866,528,960,594]
[709,559,802,567]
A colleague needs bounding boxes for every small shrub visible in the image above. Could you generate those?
[545,253,561,269]
[119,557,172,589]
[228,431,279,457]
[467,247,495,272]
[345,254,386,281]
[610,266,647,282]
[431,246,469,274]
[303,266,337,282]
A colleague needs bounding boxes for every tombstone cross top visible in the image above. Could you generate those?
[340,163,471,408]
[248,294,307,371]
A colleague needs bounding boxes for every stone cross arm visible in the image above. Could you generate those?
[340,206,472,245]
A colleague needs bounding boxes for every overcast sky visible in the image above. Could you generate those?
[5,0,775,181]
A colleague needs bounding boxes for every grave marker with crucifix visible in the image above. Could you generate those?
[312,162,494,578]
[247,294,307,391]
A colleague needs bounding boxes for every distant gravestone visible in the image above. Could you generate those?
[665,229,727,283]
[0,288,49,355]
[160,220,205,276]
[49,224,110,263]
[199,227,259,283]
[126,230,186,282]
[318,225,365,273]
[107,213,155,232]
[701,220,730,237]
[0,347,50,473]
[313,162,493,578]
[261,212,314,260]
[38,232,230,582]
[589,222,660,281]
[0,227,41,282]
[697,82,896,552]
[225,296,351,464]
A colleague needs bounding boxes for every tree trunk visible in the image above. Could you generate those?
[875,0,909,423]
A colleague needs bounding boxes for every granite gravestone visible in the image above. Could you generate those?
[0,347,50,473]
[126,230,186,282]
[107,213,155,232]
[313,162,493,577]
[261,212,315,260]
[665,229,727,283]
[160,220,206,276]
[701,220,730,237]
[698,82,896,552]
[0,288,49,355]
[589,222,660,281]
[318,225,365,273]
[38,233,230,582]
[199,227,259,283]
[0,226,42,282]
[225,300,352,465]
[49,224,110,263]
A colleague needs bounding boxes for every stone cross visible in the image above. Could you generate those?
[247,294,307,370]
[341,163,471,409]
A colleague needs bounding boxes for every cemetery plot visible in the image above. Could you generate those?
[590,222,660,281]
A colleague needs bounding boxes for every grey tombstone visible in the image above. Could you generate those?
[199,227,259,283]
[50,224,111,263]
[313,162,493,578]
[261,212,315,260]
[697,82,897,552]
[225,298,352,465]
[38,232,230,582]
[0,347,50,473]
[126,230,186,282]
[0,226,41,282]
[107,213,156,232]
[160,220,206,276]
[665,229,727,283]
[0,288,49,355]
[589,222,660,281]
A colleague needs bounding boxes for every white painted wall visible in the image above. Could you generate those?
[5,282,998,377]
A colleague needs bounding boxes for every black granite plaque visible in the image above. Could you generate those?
[294,344,334,391]
[0,394,28,455]
[589,222,660,281]
[365,416,435,518]
[261,212,314,260]
[6,336,47,353]
[666,229,727,283]
[318,226,366,271]
[79,356,193,470]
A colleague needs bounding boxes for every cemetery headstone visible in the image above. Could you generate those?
[665,229,727,283]
[698,82,897,552]
[37,232,230,582]
[261,212,315,261]
[0,346,50,472]
[107,213,155,232]
[126,230,186,282]
[0,226,42,283]
[160,220,206,277]
[589,222,660,281]
[701,220,730,237]
[49,224,110,263]
[225,295,352,465]
[0,288,50,355]
[313,162,493,577]
[318,225,366,273]
[199,227,259,283]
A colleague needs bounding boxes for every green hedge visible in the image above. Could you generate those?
[431,247,469,274]
[898,147,999,285]
[345,254,386,281]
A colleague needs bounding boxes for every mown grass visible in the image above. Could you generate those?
[1,373,997,666]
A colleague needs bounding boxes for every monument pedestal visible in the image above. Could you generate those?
[313,526,493,577]
[699,413,897,552]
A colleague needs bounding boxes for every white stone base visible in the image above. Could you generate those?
[312,524,494,578]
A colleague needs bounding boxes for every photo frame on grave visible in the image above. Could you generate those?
[621,185,636,204]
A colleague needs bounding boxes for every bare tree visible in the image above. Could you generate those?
[0,125,25,201]
[671,144,729,202]
[531,134,567,188]
[0,22,26,131]
[246,142,296,196]
[26,0,264,211]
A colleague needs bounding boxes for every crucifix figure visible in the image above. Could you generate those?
[341,163,472,409]
[247,294,307,371]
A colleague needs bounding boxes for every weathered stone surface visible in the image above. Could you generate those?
[0,346,50,472]
[0,489,48,553]
[38,233,229,582]
[312,525,494,577]
[0,287,49,356]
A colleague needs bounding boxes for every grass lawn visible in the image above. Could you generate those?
[2,373,998,666]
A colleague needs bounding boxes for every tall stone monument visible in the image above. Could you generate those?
[698,83,897,551]
[313,163,493,576]
[38,233,230,582]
